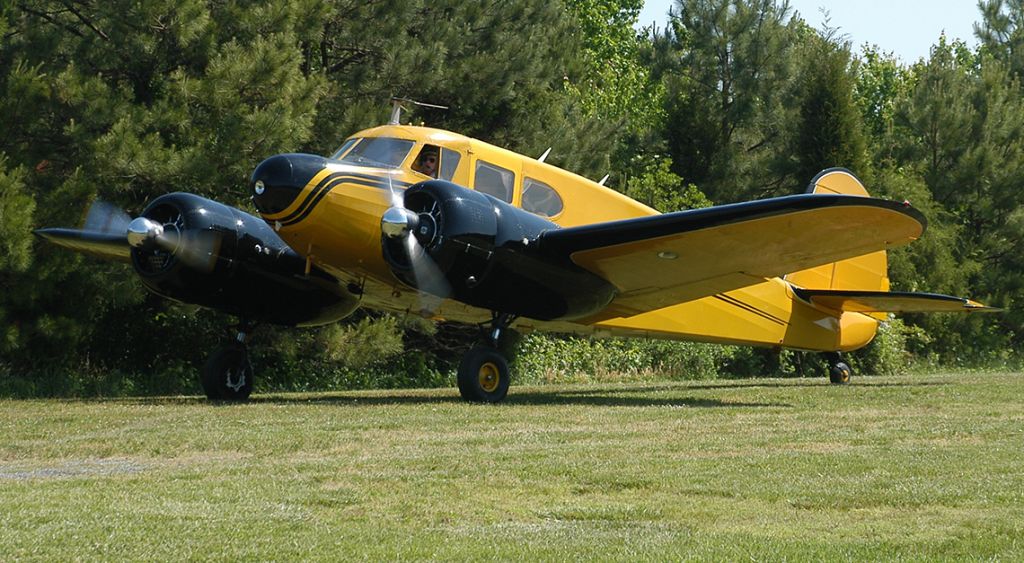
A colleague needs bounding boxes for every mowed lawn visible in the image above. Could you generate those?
[2,373,1022,560]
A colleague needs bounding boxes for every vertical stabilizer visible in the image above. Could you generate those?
[785,169,890,320]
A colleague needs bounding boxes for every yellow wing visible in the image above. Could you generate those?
[540,194,925,319]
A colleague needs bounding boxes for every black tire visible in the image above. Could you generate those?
[201,347,253,401]
[829,361,851,385]
[457,346,510,403]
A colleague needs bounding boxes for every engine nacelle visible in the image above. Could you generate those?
[131,193,357,326]
[382,181,615,320]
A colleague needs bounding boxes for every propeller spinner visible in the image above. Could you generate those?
[380,178,451,313]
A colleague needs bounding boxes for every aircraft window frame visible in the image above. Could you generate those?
[440,148,461,181]
[474,160,515,203]
[329,138,360,160]
[337,137,415,169]
[521,177,564,218]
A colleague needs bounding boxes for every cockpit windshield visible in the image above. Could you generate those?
[336,137,415,169]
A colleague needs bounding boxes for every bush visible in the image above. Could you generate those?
[512,333,733,384]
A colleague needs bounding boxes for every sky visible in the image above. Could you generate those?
[635,0,982,63]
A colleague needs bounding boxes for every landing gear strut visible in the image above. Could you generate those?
[824,351,851,385]
[457,313,516,403]
[201,322,255,401]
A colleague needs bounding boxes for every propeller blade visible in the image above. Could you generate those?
[405,235,451,315]
[83,200,132,236]
[34,228,132,262]
[386,170,403,209]
[34,199,133,262]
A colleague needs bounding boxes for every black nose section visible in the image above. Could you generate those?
[250,153,327,215]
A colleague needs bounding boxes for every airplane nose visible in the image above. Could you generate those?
[250,153,327,215]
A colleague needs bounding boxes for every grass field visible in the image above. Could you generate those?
[2,372,1023,560]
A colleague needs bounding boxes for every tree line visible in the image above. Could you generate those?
[1,0,1021,396]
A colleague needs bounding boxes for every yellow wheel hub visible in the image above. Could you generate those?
[478,362,500,393]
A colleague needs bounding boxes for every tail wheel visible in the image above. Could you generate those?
[458,346,510,403]
[829,361,852,385]
[201,346,254,401]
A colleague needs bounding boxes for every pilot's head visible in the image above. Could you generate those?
[416,149,439,177]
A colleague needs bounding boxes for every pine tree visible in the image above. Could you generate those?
[787,31,868,186]
[659,0,803,202]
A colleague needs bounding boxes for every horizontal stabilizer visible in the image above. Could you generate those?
[794,288,999,313]
[34,228,131,262]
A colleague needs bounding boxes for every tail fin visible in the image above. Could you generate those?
[784,169,890,314]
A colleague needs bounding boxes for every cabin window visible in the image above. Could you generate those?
[338,137,414,168]
[329,138,359,160]
[412,145,440,178]
[440,148,461,181]
[522,178,564,217]
[474,160,515,203]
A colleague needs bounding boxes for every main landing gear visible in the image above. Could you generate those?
[824,351,851,385]
[457,313,516,403]
[201,322,256,401]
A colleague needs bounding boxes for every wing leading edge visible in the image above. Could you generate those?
[539,194,927,319]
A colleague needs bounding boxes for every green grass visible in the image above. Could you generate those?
[2,372,1023,560]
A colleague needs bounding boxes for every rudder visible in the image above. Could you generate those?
[784,169,890,306]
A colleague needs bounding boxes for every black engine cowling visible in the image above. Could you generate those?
[131,192,357,326]
[382,181,615,321]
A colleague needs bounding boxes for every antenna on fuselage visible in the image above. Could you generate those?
[389,97,449,125]
[537,147,552,162]
[598,174,610,186]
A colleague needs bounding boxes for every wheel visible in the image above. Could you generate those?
[457,346,510,403]
[829,361,851,385]
[201,346,253,401]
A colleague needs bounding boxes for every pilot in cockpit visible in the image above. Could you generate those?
[412,147,439,178]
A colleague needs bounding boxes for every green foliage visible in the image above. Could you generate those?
[976,0,1024,80]
[623,156,712,211]
[659,0,804,201]
[563,0,665,131]
[514,333,734,384]
[856,318,913,375]
[787,32,868,184]
[319,316,404,370]
[0,155,34,273]
[855,46,914,158]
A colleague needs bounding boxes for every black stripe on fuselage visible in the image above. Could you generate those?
[277,172,410,227]
[712,294,787,326]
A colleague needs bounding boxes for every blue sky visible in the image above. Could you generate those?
[636,0,982,63]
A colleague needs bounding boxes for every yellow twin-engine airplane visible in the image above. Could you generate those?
[36,111,995,402]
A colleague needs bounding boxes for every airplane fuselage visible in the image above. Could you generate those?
[251,125,880,352]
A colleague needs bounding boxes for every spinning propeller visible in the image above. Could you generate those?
[380,175,452,314]
[35,199,220,272]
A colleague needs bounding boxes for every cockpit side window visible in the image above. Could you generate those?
[412,145,441,178]
[522,177,564,217]
[338,137,415,168]
[440,148,461,181]
[329,138,360,160]
[474,160,515,203]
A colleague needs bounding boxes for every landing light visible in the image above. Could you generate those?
[657,251,679,260]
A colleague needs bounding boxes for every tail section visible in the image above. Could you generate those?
[784,169,890,304]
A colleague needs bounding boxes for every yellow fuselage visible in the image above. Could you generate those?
[256,125,879,352]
